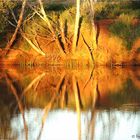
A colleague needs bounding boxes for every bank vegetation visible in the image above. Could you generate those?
[0,0,140,66]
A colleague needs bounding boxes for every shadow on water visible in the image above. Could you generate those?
[0,66,140,140]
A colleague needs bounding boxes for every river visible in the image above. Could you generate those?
[0,66,140,140]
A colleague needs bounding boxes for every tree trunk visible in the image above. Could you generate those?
[90,0,98,48]
[72,0,81,53]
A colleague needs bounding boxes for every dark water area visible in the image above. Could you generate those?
[0,66,140,140]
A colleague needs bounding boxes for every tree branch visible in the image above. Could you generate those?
[4,0,27,55]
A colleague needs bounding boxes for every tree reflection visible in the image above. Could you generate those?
[0,67,140,139]
[5,73,28,140]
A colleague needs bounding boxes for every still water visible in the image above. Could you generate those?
[0,66,140,140]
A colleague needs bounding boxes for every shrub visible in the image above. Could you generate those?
[0,1,18,33]
[118,13,135,24]
[109,15,140,50]
[94,1,140,19]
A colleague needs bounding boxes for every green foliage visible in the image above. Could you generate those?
[0,1,18,33]
[95,2,117,19]
[135,25,140,35]
[24,7,74,38]
[0,0,17,9]
[128,1,140,10]
[110,23,132,50]
[109,16,140,50]
[0,15,7,32]
[94,1,140,19]
[45,3,72,12]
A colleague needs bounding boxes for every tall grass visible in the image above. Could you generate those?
[19,0,140,65]
[22,0,97,63]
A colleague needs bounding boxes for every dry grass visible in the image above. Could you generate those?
[2,1,140,65]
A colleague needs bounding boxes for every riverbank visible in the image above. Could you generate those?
[1,1,140,66]
[1,18,140,66]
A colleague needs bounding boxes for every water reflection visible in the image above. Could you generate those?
[0,66,140,140]
[11,109,140,140]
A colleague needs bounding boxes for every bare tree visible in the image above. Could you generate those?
[4,0,27,55]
